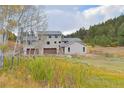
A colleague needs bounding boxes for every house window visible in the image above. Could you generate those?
[54,41,57,44]
[49,35,51,38]
[47,41,50,45]
[55,35,58,38]
[68,47,70,52]
[59,41,61,43]
[28,40,31,45]
[64,41,67,43]
[83,47,85,52]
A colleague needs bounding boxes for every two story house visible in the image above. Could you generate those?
[37,31,62,55]
[21,31,86,55]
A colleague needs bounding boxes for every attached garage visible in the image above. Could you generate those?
[30,49,35,54]
[26,48,30,55]
[43,48,57,54]
[26,48,39,55]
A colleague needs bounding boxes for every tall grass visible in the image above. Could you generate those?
[0,56,124,87]
[27,57,91,87]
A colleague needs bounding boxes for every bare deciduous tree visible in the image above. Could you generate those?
[0,5,48,67]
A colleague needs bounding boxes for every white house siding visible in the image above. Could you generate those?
[64,42,86,55]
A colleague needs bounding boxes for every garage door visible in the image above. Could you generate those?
[26,48,39,55]
[44,48,57,54]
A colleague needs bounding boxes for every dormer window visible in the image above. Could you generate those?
[49,35,51,38]
[55,35,58,38]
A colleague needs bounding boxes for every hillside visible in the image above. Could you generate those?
[66,15,124,46]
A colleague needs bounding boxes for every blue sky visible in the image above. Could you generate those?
[79,5,99,11]
[45,5,124,35]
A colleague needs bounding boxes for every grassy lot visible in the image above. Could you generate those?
[78,55,124,72]
[0,54,124,88]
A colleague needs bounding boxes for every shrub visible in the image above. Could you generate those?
[28,57,53,81]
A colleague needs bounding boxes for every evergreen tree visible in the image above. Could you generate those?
[66,15,124,47]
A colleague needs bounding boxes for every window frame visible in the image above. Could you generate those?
[68,47,70,52]
[49,35,52,38]
[59,41,61,43]
[47,41,50,45]
[54,41,57,44]
[83,47,85,52]
[55,35,58,38]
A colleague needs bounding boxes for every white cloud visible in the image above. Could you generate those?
[83,6,124,21]
[46,5,124,35]
[62,28,78,35]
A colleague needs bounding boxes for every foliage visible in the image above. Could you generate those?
[92,35,112,46]
[0,45,9,52]
[117,23,124,46]
[66,15,124,47]
[7,31,16,41]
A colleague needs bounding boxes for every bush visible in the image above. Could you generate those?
[110,42,118,47]
[117,36,124,46]
[93,35,112,46]
[117,23,124,46]
[28,57,53,81]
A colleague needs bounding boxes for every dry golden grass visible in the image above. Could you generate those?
[0,56,124,88]
[87,46,124,57]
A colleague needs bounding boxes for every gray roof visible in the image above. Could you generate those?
[60,41,84,47]
[37,31,62,35]
[60,38,84,47]
[62,38,82,42]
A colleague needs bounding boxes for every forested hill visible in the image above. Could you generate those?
[66,15,124,46]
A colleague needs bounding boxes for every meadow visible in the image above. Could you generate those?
[0,53,124,88]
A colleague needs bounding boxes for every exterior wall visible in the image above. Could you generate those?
[22,35,40,55]
[23,34,62,55]
[23,47,40,55]
[39,34,62,54]
[64,42,86,55]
